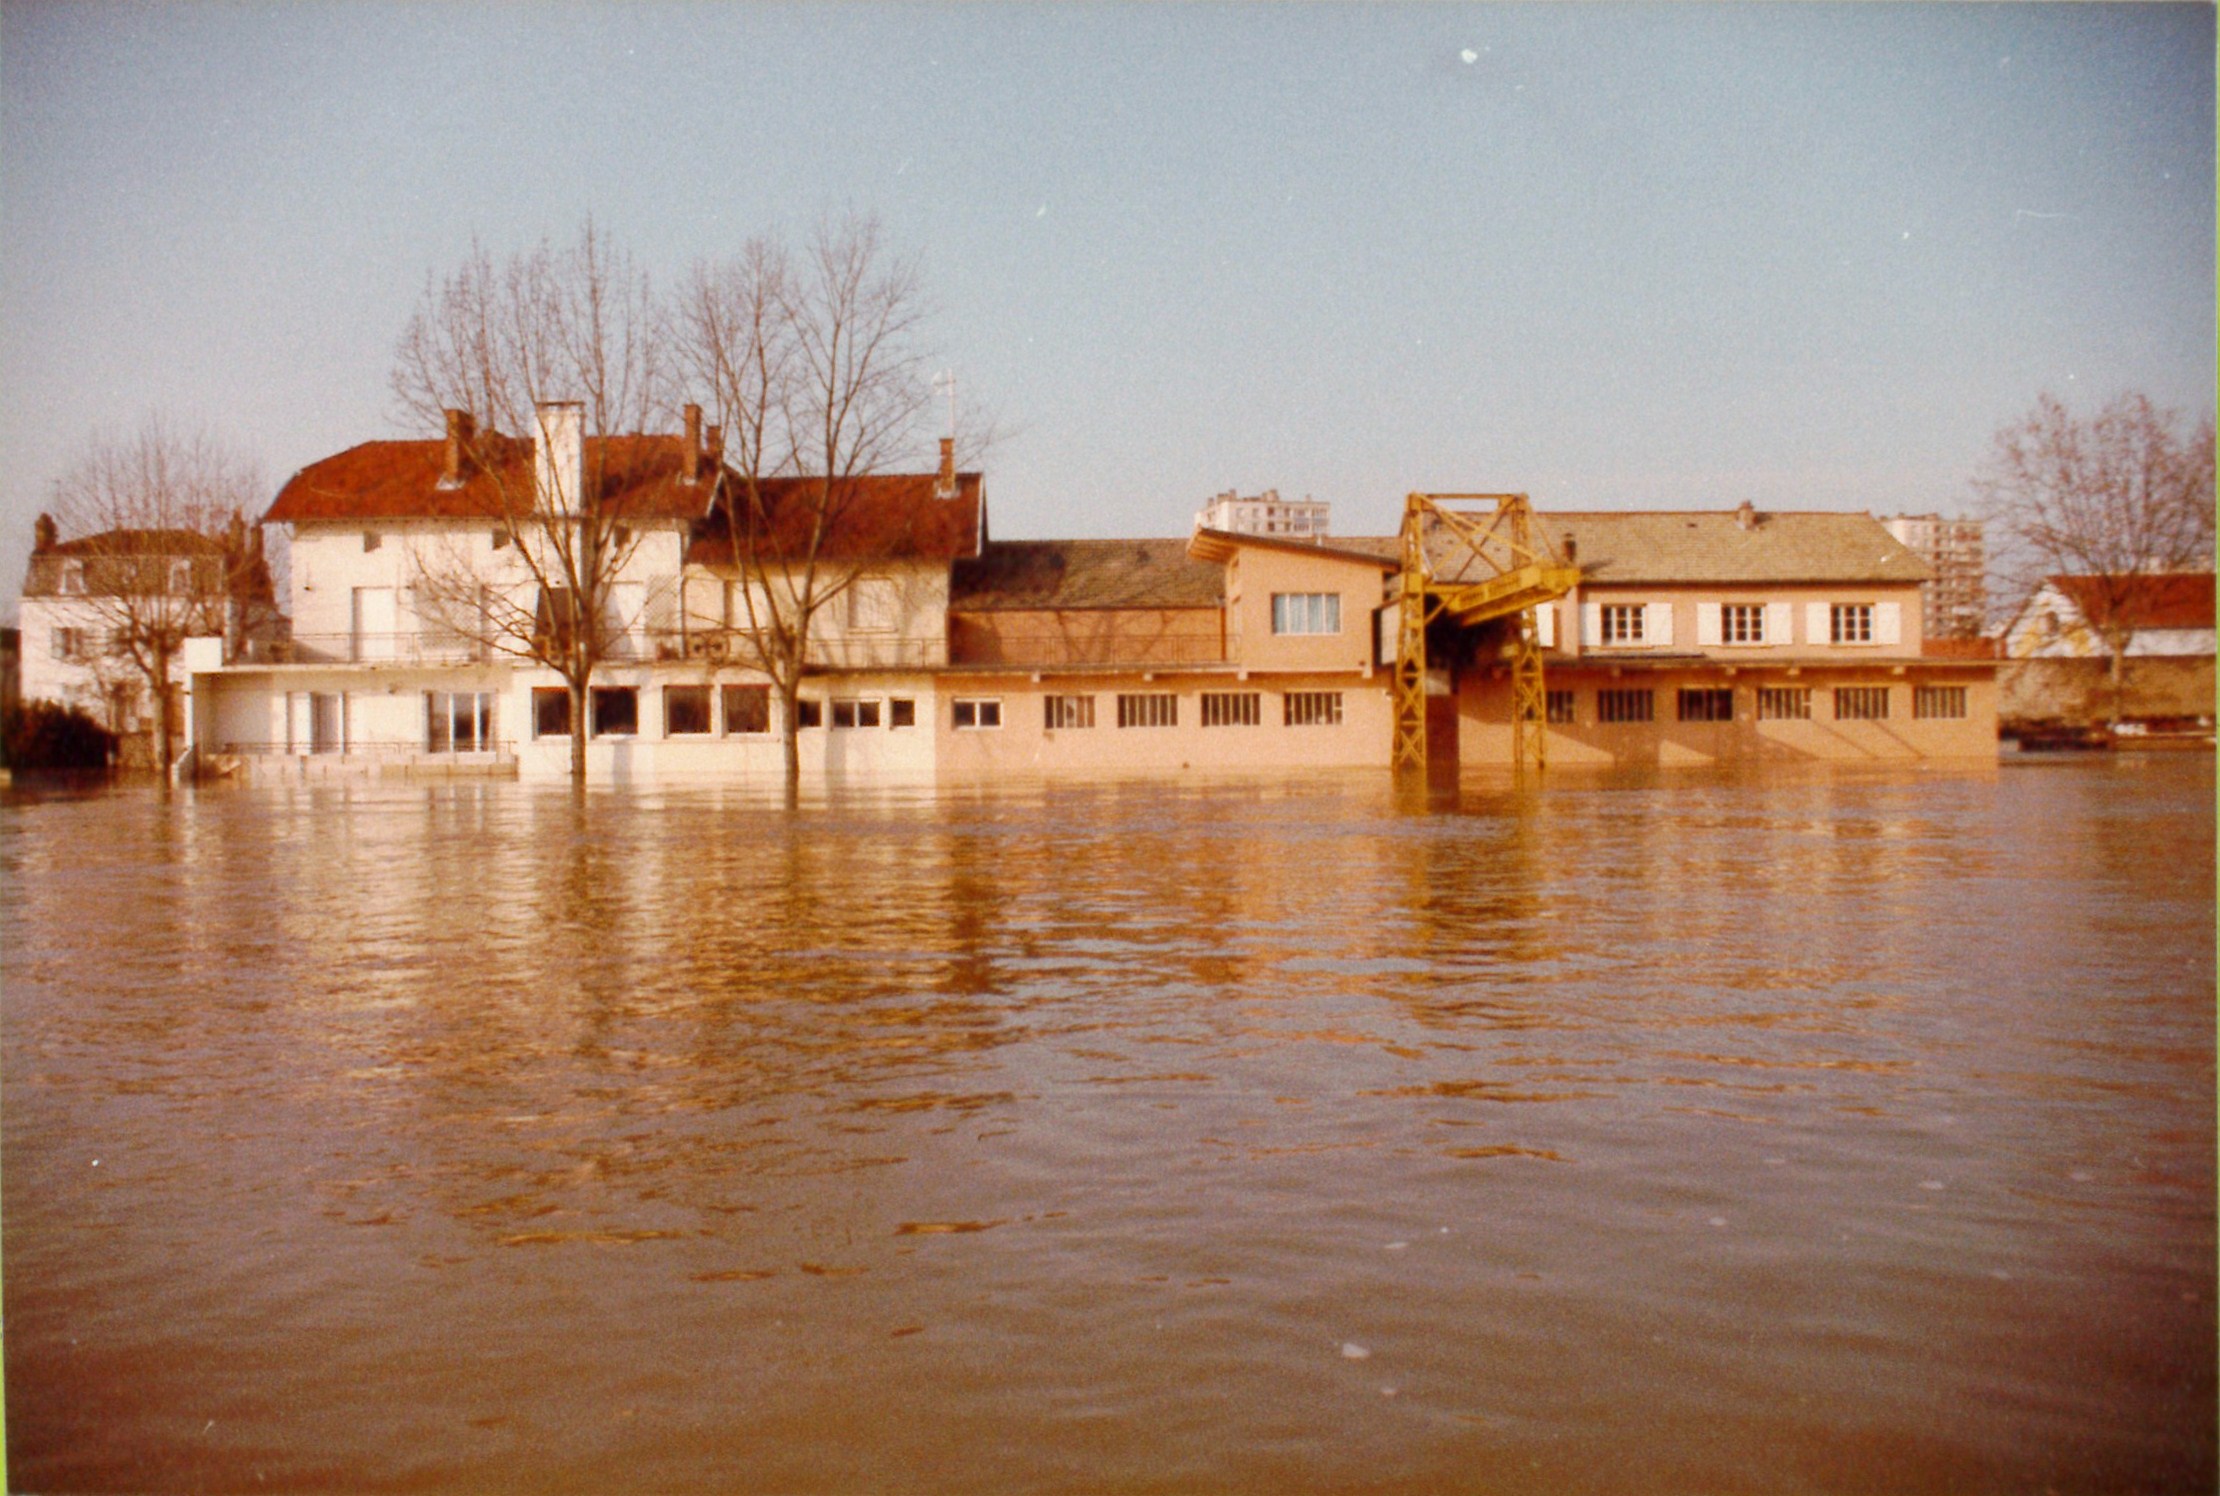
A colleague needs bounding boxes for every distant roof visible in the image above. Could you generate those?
[1187,527,1401,568]
[265,433,720,525]
[22,528,230,597]
[1526,511,1930,586]
[685,472,984,567]
[2046,572,2215,632]
[951,539,1223,611]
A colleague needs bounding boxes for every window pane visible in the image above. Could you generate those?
[591,687,638,736]
[533,687,572,737]
[889,699,916,728]
[666,685,712,735]
[722,685,770,734]
[795,699,822,729]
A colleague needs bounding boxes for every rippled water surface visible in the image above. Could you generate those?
[4,758,2213,1493]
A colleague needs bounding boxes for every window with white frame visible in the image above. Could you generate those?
[1270,593,1341,635]
[169,559,195,595]
[1201,691,1261,727]
[1116,693,1177,728]
[1044,695,1094,730]
[1913,685,1967,720]
[832,698,882,729]
[889,699,916,728]
[952,698,1002,729]
[50,626,89,661]
[1758,686,1811,721]
[1600,604,1646,644]
[427,691,496,753]
[1546,689,1576,724]
[1283,691,1343,726]
[1721,604,1765,644]
[59,561,85,595]
[1831,604,1873,644]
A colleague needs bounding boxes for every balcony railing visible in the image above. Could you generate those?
[235,628,950,671]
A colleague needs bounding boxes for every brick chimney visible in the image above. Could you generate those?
[1561,531,1577,565]
[681,403,702,484]
[534,401,585,511]
[1736,500,1758,531]
[33,512,57,552]
[442,409,476,487]
[936,437,957,498]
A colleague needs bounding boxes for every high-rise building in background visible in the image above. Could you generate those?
[1195,489,1330,539]
[1883,514,1987,638]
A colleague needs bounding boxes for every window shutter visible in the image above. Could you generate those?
[1647,602,1674,646]
[1695,603,1722,647]
[1582,602,1602,649]
[1806,602,1830,646]
[1535,602,1556,648]
[1766,602,1793,646]
[1874,601,1902,646]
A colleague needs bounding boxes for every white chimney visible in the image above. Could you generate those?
[534,401,585,512]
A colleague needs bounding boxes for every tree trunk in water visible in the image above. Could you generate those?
[153,649,174,778]
[570,677,589,783]
[779,673,802,808]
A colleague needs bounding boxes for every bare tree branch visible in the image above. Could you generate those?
[1975,390,2217,726]
[391,221,667,781]
[46,416,268,771]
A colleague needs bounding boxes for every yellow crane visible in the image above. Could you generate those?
[1391,493,1581,774]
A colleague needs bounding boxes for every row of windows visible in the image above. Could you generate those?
[420,680,1968,748]
[521,687,1358,739]
[1596,601,1887,646]
[52,560,200,596]
[1545,684,1968,725]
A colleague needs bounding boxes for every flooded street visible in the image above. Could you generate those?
[3,757,2212,1494]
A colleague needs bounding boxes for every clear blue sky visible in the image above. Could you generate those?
[3,2,2212,615]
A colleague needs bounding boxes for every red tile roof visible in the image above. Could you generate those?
[686,473,984,567]
[264,434,719,525]
[2050,572,2215,632]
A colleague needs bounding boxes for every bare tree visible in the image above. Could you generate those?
[45,418,268,772]
[392,221,666,781]
[1975,390,2216,727]
[670,215,969,796]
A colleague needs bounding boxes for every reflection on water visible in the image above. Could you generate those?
[4,759,2213,1493]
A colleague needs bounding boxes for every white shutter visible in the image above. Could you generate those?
[1582,602,1602,649]
[1766,602,1794,647]
[1807,602,1830,646]
[1695,603,1722,647]
[1647,602,1674,647]
[1875,601,1902,647]
[1535,602,1556,648]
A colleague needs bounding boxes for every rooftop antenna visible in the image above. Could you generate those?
[935,369,958,442]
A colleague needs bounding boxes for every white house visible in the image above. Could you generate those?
[196,405,987,783]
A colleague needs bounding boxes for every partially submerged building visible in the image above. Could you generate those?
[183,411,1997,781]
[1999,572,2216,734]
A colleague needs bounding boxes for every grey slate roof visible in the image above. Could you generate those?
[950,539,1223,611]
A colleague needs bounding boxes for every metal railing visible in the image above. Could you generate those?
[248,628,949,671]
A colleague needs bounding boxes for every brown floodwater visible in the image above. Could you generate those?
[3,756,2212,1494]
